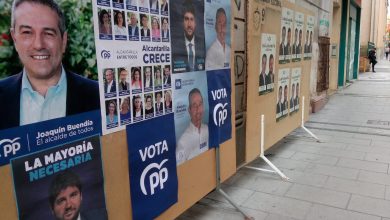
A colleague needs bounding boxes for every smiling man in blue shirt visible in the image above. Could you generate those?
[0,0,100,130]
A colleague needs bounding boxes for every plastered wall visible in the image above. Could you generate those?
[245,1,313,162]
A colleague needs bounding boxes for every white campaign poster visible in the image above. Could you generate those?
[304,15,315,60]
[292,11,304,62]
[289,68,301,115]
[93,1,172,134]
[279,7,293,64]
[276,68,290,121]
[259,34,276,95]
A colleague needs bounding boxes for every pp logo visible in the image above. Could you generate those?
[101,50,111,59]
[140,159,169,195]
[0,137,21,158]
[175,79,182,89]
[213,103,228,126]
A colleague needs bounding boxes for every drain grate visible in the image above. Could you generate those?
[367,120,390,126]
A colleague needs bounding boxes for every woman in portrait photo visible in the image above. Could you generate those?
[99,9,112,35]
[131,67,142,91]
[154,66,162,88]
[164,90,172,111]
[120,97,131,123]
[151,16,160,39]
[106,100,118,125]
[144,95,154,116]
[114,10,127,35]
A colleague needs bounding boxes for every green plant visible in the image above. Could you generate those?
[0,0,97,79]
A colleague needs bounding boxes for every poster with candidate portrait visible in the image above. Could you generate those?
[173,71,209,165]
[170,0,206,73]
[204,0,231,70]
[93,0,172,135]
[0,0,102,167]
[279,7,293,64]
[126,114,178,220]
[304,15,315,60]
[289,68,301,115]
[11,135,107,220]
[259,34,276,95]
[292,11,304,62]
[276,68,290,121]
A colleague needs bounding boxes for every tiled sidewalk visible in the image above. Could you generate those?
[177,59,390,220]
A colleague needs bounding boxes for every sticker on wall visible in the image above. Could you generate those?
[289,68,301,115]
[279,7,294,64]
[292,12,304,62]
[304,15,315,60]
[276,68,290,121]
[259,34,276,95]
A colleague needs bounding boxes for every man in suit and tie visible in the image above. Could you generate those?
[276,85,283,115]
[163,65,171,86]
[155,91,163,113]
[118,68,130,92]
[104,68,116,94]
[279,26,286,56]
[295,83,300,107]
[285,28,292,55]
[0,0,100,130]
[161,17,170,40]
[171,0,205,72]
[283,85,288,114]
[259,54,267,89]
[297,29,302,55]
[292,28,298,56]
[290,83,295,111]
[128,13,139,39]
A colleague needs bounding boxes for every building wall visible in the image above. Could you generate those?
[329,1,341,92]
[359,0,387,58]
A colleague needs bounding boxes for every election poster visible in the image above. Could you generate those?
[279,7,293,64]
[11,135,107,220]
[207,69,232,147]
[304,15,315,60]
[276,68,290,121]
[289,68,301,115]
[292,11,304,62]
[94,0,172,134]
[170,0,206,73]
[259,34,276,95]
[0,0,102,167]
[126,114,178,220]
[204,0,231,70]
[173,71,209,165]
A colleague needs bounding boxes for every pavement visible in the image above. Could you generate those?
[177,59,390,220]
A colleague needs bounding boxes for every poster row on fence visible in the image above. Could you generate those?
[276,67,301,121]
[279,7,315,64]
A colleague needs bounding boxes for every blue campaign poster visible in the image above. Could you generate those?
[207,69,232,147]
[0,110,101,166]
[126,114,178,220]
[11,135,107,220]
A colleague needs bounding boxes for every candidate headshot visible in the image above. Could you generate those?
[259,54,267,87]
[113,10,127,36]
[128,12,139,40]
[140,13,150,40]
[279,26,286,56]
[118,68,130,93]
[0,0,100,130]
[106,100,118,126]
[104,68,116,94]
[176,88,209,165]
[98,9,112,35]
[206,7,230,69]
[49,171,107,220]
[171,0,205,72]
[161,17,170,41]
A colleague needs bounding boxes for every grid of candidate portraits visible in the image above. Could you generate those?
[279,7,313,64]
[96,0,172,131]
[102,65,172,129]
[276,68,301,122]
[97,0,170,42]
